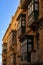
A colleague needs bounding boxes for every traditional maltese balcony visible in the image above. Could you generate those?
[17,14,26,39]
[26,0,39,31]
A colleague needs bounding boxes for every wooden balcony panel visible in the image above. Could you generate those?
[31,51,38,63]
[20,0,31,9]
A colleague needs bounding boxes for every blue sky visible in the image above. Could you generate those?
[0,0,20,65]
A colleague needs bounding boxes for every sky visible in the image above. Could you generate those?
[0,0,20,65]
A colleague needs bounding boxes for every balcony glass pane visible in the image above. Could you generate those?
[18,27,21,37]
[3,49,7,53]
[35,3,39,10]
[28,1,34,16]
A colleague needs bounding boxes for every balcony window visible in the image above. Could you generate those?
[12,30,17,39]
[28,44,32,52]
[34,3,39,10]
[21,53,27,61]
[21,43,27,54]
[3,43,7,49]
[11,55,13,64]
[18,27,21,37]
[9,30,17,46]
[28,12,34,26]
[24,54,27,61]
[2,43,7,54]
[28,1,34,16]
[20,35,34,62]
[18,20,21,30]
[21,39,27,46]
[27,35,34,52]
[3,49,7,54]
[21,17,26,27]
[21,56,23,61]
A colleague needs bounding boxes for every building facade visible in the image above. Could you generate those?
[2,0,43,65]
[17,0,43,65]
[2,6,22,65]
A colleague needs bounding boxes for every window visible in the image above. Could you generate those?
[28,1,34,16]
[21,56,23,61]
[35,3,38,10]
[24,54,27,61]
[21,39,27,46]
[18,27,21,37]
[21,20,25,26]
[28,11,34,26]
[27,35,34,52]
[10,54,14,64]
[21,16,26,27]
[9,30,17,46]
[3,49,7,53]
[18,20,21,30]
[21,43,27,54]
[21,53,27,61]
[3,44,7,49]
[28,44,32,52]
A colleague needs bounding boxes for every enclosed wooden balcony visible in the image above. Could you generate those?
[20,0,31,9]
[17,13,26,39]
